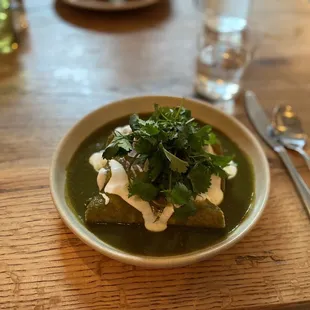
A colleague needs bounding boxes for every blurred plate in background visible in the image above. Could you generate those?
[61,0,160,11]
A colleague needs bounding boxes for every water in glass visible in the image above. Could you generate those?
[194,0,253,101]
[195,39,250,101]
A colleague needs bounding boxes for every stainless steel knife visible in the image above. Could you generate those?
[245,90,310,217]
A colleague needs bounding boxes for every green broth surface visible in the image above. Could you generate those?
[66,116,254,256]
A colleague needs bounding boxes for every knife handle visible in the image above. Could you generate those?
[276,147,310,217]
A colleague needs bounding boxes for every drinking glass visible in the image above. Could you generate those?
[201,0,251,34]
[195,31,255,101]
[193,0,259,101]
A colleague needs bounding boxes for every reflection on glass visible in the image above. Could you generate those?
[195,37,251,101]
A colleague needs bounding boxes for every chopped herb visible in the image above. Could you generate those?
[173,200,196,219]
[161,144,189,173]
[102,104,231,215]
[128,179,159,202]
[148,152,164,181]
[169,183,192,205]
[102,132,132,159]
[188,164,212,194]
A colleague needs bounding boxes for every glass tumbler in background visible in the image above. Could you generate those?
[0,0,17,53]
[194,0,259,101]
[201,0,250,35]
[195,32,255,101]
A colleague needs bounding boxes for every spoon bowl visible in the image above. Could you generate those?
[272,105,310,169]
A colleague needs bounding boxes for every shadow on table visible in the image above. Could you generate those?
[192,93,239,116]
[54,0,171,33]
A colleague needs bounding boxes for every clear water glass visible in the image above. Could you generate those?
[195,34,253,101]
[202,0,250,34]
[193,0,257,101]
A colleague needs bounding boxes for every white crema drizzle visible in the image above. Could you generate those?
[88,125,238,232]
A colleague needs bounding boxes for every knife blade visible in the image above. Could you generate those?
[245,91,283,151]
[245,90,310,217]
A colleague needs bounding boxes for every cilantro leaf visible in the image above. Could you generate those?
[169,183,192,205]
[173,200,196,219]
[114,132,132,152]
[128,179,159,202]
[161,145,189,173]
[101,130,133,159]
[179,106,191,120]
[208,153,232,168]
[134,138,154,154]
[149,152,164,181]
[204,132,217,145]
[102,143,119,159]
[196,125,212,138]
[141,121,159,136]
[173,125,189,149]
[188,164,212,194]
[189,125,213,150]
[129,114,140,131]
[102,133,132,159]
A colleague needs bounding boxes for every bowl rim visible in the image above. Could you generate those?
[50,95,270,268]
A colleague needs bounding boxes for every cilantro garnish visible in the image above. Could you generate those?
[102,104,231,216]
[161,143,189,173]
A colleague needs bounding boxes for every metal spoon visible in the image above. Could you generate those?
[272,105,310,170]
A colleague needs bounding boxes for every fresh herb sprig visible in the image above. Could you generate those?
[102,104,232,217]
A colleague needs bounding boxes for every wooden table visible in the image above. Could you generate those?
[1,1,310,309]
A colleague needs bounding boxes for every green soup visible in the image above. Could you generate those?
[66,116,254,256]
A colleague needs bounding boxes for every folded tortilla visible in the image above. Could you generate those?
[85,142,226,229]
[85,194,225,228]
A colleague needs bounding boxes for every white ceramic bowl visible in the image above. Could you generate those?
[50,95,270,268]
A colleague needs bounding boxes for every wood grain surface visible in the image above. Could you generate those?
[1,0,310,309]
